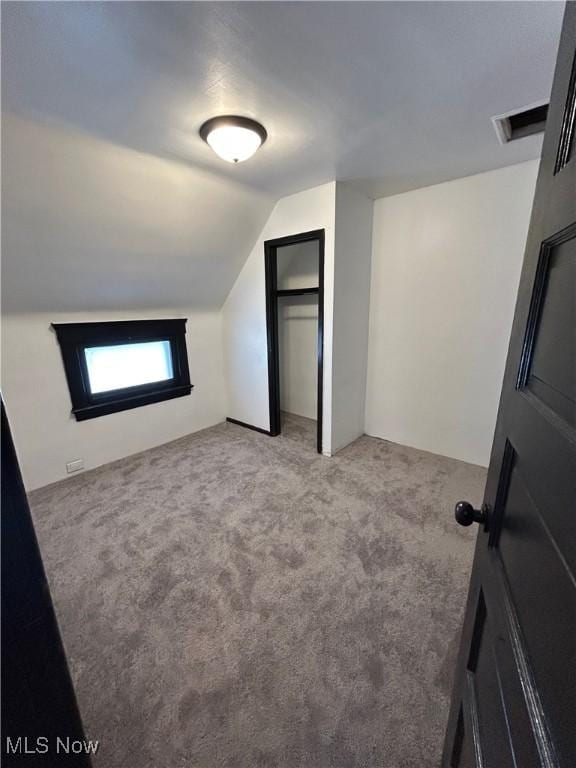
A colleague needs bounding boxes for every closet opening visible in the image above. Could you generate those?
[264,229,324,453]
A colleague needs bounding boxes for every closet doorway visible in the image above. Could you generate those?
[264,230,324,453]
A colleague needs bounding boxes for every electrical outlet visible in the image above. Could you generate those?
[66,459,84,474]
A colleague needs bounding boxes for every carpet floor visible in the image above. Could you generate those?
[29,414,486,768]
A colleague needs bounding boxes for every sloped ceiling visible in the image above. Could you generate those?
[1,1,565,312]
[1,114,274,312]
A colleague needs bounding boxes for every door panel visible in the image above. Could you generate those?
[443,6,576,767]
[497,464,575,761]
[521,229,575,428]
[554,50,576,173]
[450,707,477,768]
[465,591,516,768]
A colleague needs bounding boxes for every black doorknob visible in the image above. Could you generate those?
[455,501,488,527]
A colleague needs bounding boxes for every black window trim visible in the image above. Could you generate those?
[52,319,193,421]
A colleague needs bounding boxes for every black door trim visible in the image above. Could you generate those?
[264,229,325,453]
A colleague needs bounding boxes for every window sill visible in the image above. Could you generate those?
[72,384,193,421]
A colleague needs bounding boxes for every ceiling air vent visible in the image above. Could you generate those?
[492,101,549,144]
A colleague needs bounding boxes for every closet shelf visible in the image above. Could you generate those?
[276,287,319,297]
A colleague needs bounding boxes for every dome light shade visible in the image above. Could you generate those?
[200,116,267,163]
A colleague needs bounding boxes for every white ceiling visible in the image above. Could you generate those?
[2,1,565,200]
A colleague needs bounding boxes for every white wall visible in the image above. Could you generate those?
[222,182,336,451]
[0,113,272,490]
[277,242,319,421]
[1,309,226,490]
[278,296,318,420]
[331,183,373,452]
[277,241,320,290]
[2,112,538,484]
[365,161,538,467]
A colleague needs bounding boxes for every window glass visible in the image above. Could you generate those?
[84,340,173,394]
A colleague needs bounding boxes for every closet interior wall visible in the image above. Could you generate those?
[276,240,320,429]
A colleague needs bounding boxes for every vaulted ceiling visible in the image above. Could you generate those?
[1,1,565,312]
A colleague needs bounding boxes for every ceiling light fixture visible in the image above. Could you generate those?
[199,115,267,163]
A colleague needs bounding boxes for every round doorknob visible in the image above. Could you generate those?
[455,501,488,527]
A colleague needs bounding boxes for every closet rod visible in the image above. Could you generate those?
[276,287,319,297]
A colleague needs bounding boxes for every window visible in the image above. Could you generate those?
[84,341,174,394]
[53,319,192,421]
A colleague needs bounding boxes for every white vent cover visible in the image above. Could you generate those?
[492,100,549,144]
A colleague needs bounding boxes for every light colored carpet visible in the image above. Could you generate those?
[29,414,486,768]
